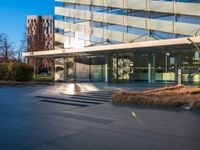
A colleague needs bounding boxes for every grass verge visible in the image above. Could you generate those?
[33,75,53,82]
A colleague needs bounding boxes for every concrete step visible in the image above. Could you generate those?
[40,99,91,107]
[36,96,103,105]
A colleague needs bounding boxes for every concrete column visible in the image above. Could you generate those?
[175,57,179,83]
[74,60,76,81]
[51,59,55,80]
[64,58,67,81]
[148,54,156,83]
[178,69,182,85]
[105,56,109,83]
[89,57,92,82]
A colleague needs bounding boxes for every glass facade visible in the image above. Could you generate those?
[54,0,200,46]
[54,48,200,83]
[55,56,106,82]
[53,0,200,83]
[107,48,200,83]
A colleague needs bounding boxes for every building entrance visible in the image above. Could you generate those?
[109,53,134,82]
[54,49,200,83]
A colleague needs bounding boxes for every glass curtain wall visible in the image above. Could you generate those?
[54,56,106,82]
[54,48,200,83]
[108,48,200,83]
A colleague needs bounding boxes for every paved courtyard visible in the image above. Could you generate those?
[0,83,200,150]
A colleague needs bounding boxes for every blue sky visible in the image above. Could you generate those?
[0,0,56,49]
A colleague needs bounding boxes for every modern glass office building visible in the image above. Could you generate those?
[23,0,200,83]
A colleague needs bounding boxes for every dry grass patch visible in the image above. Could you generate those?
[112,85,200,110]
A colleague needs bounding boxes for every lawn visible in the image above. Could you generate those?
[33,74,54,81]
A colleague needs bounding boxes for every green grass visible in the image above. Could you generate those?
[33,75,54,81]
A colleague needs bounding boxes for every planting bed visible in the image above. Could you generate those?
[112,85,200,110]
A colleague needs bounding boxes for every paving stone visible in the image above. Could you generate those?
[0,83,200,150]
[27,144,63,150]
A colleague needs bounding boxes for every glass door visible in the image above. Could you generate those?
[117,56,131,81]
[109,53,133,82]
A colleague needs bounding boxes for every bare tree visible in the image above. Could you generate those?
[18,29,28,62]
[0,33,15,62]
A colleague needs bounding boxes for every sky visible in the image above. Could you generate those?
[0,0,56,49]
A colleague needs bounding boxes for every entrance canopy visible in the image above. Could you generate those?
[22,36,200,58]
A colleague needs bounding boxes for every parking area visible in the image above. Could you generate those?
[0,83,200,150]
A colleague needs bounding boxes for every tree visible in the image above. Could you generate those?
[0,33,15,62]
[17,27,28,62]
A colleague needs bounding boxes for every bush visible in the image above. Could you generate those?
[13,63,34,81]
[0,63,9,80]
[7,62,15,80]
[0,62,34,81]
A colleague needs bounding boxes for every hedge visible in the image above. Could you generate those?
[0,62,33,81]
[0,63,9,80]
